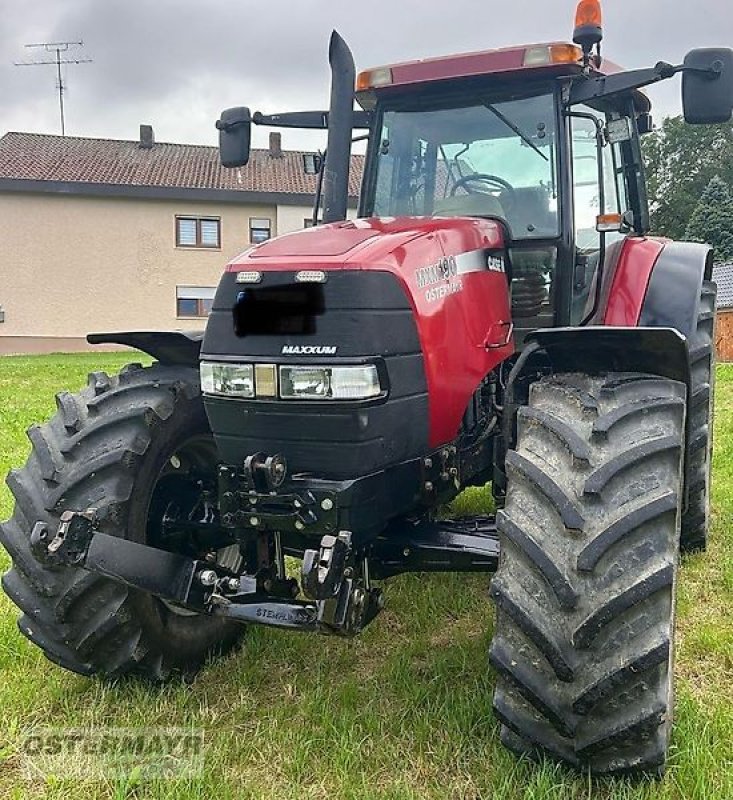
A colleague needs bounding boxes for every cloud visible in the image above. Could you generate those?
[1,0,730,148]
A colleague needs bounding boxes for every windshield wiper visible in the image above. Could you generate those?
[481,102,548,162]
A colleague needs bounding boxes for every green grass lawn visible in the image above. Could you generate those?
[0,353,731,799]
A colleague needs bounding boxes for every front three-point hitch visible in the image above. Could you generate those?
[32,509,383,637]
[30,483,499,639]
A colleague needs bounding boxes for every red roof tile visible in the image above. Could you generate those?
[0,132,364,197]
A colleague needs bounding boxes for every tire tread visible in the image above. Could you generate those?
[492,371,683,774]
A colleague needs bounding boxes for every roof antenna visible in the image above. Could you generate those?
[15,41,93,136]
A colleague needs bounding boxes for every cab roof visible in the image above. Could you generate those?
[356,41,624,101]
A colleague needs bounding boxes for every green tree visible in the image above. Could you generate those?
[685,175,733,261]
[642,116,733,239]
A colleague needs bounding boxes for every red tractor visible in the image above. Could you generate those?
[2,0,731,775]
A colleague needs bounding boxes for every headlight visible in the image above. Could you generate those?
[200,362,254,398]
[279,365,381,400]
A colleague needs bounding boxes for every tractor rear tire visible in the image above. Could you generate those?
[0,363,243,679]
[490,372,685,774]
[680,280,716,553]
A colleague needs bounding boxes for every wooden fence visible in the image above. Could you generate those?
[716,310,733,362]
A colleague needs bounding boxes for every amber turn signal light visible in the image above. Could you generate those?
[596,213,624,233]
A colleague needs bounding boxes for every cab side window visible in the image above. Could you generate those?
[569,108,630,323]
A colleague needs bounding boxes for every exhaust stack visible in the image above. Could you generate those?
[322,31,356,224]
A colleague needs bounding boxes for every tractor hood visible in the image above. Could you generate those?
[226,216,505,276]
[205,215,512,468]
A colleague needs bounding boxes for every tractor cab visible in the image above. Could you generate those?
[355,41,648,333]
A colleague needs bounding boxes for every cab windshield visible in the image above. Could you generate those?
[369,91,559,239]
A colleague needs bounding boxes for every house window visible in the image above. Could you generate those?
[250,218,272,244]
[176,286,216,317]
[176,217,221,248]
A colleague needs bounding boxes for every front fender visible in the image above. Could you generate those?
[495,326,692,501]
[525,326,690,387]
[87,331,203,366]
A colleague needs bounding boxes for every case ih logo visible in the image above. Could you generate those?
[281,345,338,355]
[487,255,505,273]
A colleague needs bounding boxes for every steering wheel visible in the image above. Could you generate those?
[450,173,516,213]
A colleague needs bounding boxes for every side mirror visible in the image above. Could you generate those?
[216,107,252,167]
[682,48,733,124]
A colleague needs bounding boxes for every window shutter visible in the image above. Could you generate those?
[176,286,216,300]
[249,218,272,244]
[200,219,220,247]
[177,218,197,246]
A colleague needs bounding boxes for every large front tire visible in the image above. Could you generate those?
[491,372,684,774]
[0,363,243,679]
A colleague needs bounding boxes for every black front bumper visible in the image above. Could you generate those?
[216,431,493,549]
[218,456,428,548]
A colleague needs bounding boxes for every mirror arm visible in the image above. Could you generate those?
[253,110,328,129]
[569,59,725,106]
[569,64,670,105]
[250,110,371,130]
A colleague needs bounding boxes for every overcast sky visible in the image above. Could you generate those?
[1,0,731,152]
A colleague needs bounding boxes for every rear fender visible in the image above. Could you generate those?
[637,242,714,337]
[603,238,713,336]
[87,331,203,366]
